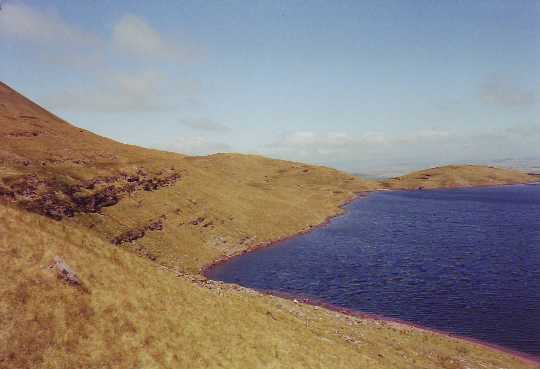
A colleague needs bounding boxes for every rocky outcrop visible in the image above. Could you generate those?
[4,130,40,138]
[72,186,120,213]
[25,193,75,220]
[0,170,181,220]
[112,216,166,245]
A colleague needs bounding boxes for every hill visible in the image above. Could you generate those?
[0,81,377,272]
[0,82,537,368]
[380,164,539,190]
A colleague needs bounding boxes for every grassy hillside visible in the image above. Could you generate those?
[381,164,539,190]
[1,204,536,369]
[1,82,538,368]
[0,81,377,273]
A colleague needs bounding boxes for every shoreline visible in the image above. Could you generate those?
[380,179,540,192]
[266,290,540,368]
[201,190,371,275]
[202,184,540,368]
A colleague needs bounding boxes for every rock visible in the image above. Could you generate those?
[0,186,15,201]
[191,216,205,225]
[73,186,119,212]
[50,256,81,286]
[112,215,166,245]
[147,218,164,231]
[112,228,146,245]
[5,171,181,220]
[26,193,75,220]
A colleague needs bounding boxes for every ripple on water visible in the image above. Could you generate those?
[207,184,540,357]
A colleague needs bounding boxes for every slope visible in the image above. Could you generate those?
[380,164,539,190]
[1,203,535,369]
[0,81,377,273]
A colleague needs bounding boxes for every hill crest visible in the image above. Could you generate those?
[380,164,538,190]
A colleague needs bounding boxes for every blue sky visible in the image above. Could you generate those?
[1,0,539,175]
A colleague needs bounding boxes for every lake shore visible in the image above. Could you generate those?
[268,291,540,368]
[202,190,372,275]
[203,184,540,368]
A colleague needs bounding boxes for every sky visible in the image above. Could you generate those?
[1,0,539,176]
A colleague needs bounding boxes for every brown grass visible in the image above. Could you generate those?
[1,204,536,369]
[380,164,538,190]
[1,81,538,368]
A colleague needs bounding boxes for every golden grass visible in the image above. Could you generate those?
[2,81,539,368]
[0,81,378,273]
[1,204,536,369]
[381,164,539,190]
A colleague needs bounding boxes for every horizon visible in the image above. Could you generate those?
[1,1,539,176]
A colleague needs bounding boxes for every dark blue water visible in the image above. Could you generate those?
[207,184,540,356]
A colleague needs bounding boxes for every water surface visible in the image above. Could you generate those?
[207,184,540,356]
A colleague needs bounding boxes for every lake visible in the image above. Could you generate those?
[207,184,540,356]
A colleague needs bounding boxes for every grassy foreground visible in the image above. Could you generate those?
[2,204,537,369]
[1,81,538,368]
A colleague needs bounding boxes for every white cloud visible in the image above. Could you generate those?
[261,127,539,175]
[0,3,96,45]
[1,6,192,64]
[265,131,387,158]
[163,137,232,156]
[178,118,231,132]
[112,14,189,61]
[2,4,203,113]
[44,71,170,113]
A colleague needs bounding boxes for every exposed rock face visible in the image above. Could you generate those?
[112,228,146,245]
[0,171,181,220]
[73,186,120,213]
[0,186,16,201]
[112,216,166,245]
[26,193,75,220]
[4,130,40,138]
